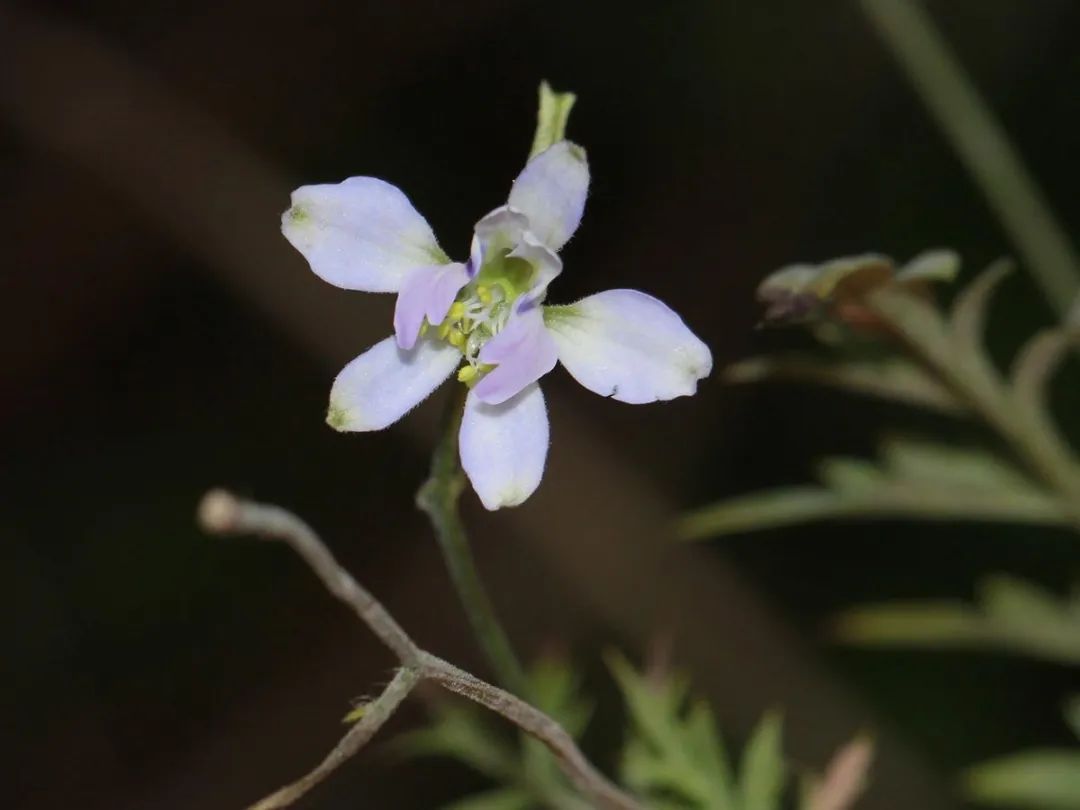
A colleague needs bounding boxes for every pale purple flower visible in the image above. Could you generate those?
[282,141,712,509]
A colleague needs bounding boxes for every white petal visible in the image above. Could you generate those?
[473,306,560,405]
[328,336,460,431]
[470,205,529,273]
[283,177,446,292]
[545,289,712,404]
[508,231,563,303]
[507,142,589,252]
[460,383,549,510]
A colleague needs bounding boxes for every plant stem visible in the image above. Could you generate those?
[200,489,641,810]
[416,385,530,698]
[861,0,1080,318]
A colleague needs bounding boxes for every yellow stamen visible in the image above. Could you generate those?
[477,284,493,305]
[448,329,466,348]
[449,302,466,320]
[419,321,429,337]
[457,365,478,383]
[438,322,452,340]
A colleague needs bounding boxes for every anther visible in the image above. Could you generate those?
[457,365,478,383]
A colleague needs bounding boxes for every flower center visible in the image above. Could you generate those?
[426,250,539,383]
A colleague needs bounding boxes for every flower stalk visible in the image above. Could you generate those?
[417,384,530,697]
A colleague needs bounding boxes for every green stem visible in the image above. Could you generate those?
[417,385,530,698]
[860,0,1080,318]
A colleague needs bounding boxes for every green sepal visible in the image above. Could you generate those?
[530,81,577,159]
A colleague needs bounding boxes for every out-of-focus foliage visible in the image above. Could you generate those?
[607,650,751,809]
[684,2,1080,804]
[961,696,1080,809]
[608,652,870,810]
[964,747,1080,810]
[835,575,1080,665]
[684,260,1080,542]
[402,655,871,810]
[688,254,1080,808]
[837,577,1080,808]
[679,436,1066,539]
[399,656,594,809]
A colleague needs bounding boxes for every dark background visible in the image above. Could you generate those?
[4,1,1079,808]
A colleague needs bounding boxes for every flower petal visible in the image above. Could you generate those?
[283,177,446,292]
[473,307,559,405]
[507,141,589,252]
[327,336,460,431]
[470,206,529,275]
[508,231,562,305]
[545,289,712,404]
[393,262,470,350]
[460,383,549,510]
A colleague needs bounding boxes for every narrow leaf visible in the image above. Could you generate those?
[981,575,1066,629]
[1009,331,1080,476]
[678,476,1067,541]
[879,436,1040,490]
[1011,329,1074,414]
[724,355,966,414]
[834,602,988,648]
[835,576,1080,665]
[679,487,852,539]
[740,711,786,810]
[949,260,1014,354]
[816,458,886,493]
[964,750,1080,809]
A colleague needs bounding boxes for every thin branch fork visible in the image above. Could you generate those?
[198,489,644,810]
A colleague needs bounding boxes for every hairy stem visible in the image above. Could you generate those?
[416,386,530,698]
[246,667,420,810]
[198,489,642,810]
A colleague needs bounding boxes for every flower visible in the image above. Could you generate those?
[282,140,712,509]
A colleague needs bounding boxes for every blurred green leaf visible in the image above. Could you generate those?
[609,650,731,807]
[680,438,1066,540]
[835,575,1080,665]
[725,355,966,414]
[739,711,785,810]
[397,702,517,782]
[964,751,1080,809]
[527,656,594,740]
[948,260,1014,357]
[1011,328,1074,418]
